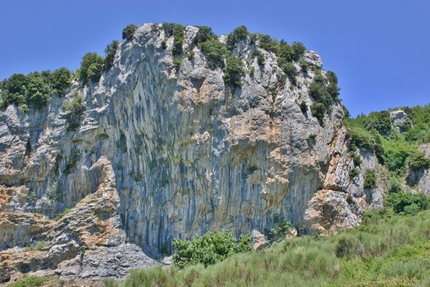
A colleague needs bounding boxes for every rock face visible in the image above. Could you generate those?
[0,23,382,281]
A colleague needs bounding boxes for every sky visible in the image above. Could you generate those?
[1,0,429,117]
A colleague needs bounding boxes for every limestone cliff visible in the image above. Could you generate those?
[0,23,382,282]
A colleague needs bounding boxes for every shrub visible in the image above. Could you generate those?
[223,55,244,88]
[389,176,403,193]
[54,208,71,220]
[25,72,50,109]
[351,152,362,166]
[172,230,252,268]
[292,41,306,60]
[226,25,249,50]
[104,40,120,71]
[364,111,392,136]
[408,150,430,171]
[279,62,298,85]
[199,38,227,69]
[79,52,104,84]
[46,181,62,202]
[364,169,377,189]
[62,91,84,131]
[299,100,307,113]
[162,22,176,38]
[257,34,278,53]
[277,40,295,62]
[252,50,265,65]
[311,102,325,121]
[8,274,49,287]
[299,58,308,73]
[122,24,137,41]
[49,67,71,96]
[195,26,215,44]
[172,24,184,56]
[386,191,429,215]
[349,168,360,180]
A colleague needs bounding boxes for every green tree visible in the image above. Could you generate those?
[62,91,84,131]
[195,26,215,44]
[292,41,306,60]
[122,24,137,41]
[311,102,325,121]
[25,72,50,109]
[79,52,104,84]
[104,40,120,71]
[364,169,377,189]
[226,25,249,50]
[49,67,71,96]
[224,55,244,88]
[172,24,184,56]
[200,39,227,69]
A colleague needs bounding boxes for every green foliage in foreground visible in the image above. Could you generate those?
[107,207,430,287]
[8,274,50,287]
[172,230,252,268]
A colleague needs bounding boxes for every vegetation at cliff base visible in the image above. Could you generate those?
[105,207,430,287]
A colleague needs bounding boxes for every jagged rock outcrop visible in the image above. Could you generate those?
[0,23,382,281]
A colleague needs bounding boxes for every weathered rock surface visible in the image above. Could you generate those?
[0,23,383,281]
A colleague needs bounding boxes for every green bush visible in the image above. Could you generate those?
[299,100,307,113]
[292,41,306,60]
[62,91,84,131]
[8,274,49,287]
[257,34,278,53]
[122,24,137,41]
[162,22,176,38]
[226,25,249,50]
[223,55,244,88]
[363,169,377,189]
[194,26,215,44]
[299,58,308,73]
[408,150,430,171]
[364,111,392,136]
[349,168,360,180]
[310,102,325,121]
[172,24,184,56]
[252,50,265,65]
[25,72,50,109]
[199,38,227,69]
[79,52,104,84]
[49,67,72,96]
[46,181,62,202]
[172,230,252,268]
[104,40,120,71]
[386,191,429,215]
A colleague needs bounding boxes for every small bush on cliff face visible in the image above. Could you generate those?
[226,25,249,50]
[104,40,120,71]
[62,91,84,131]
[172,24,185,56]
[223,55,244,88]
[172,230,252,268]
[364,169,377,189]
[199,38,227,69]
[122,24,137,41]
[311,102,325,121]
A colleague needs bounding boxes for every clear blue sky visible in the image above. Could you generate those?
[1,0,429,117]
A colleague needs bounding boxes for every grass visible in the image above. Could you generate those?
[108,209,430,286]
[8,275,50,287]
